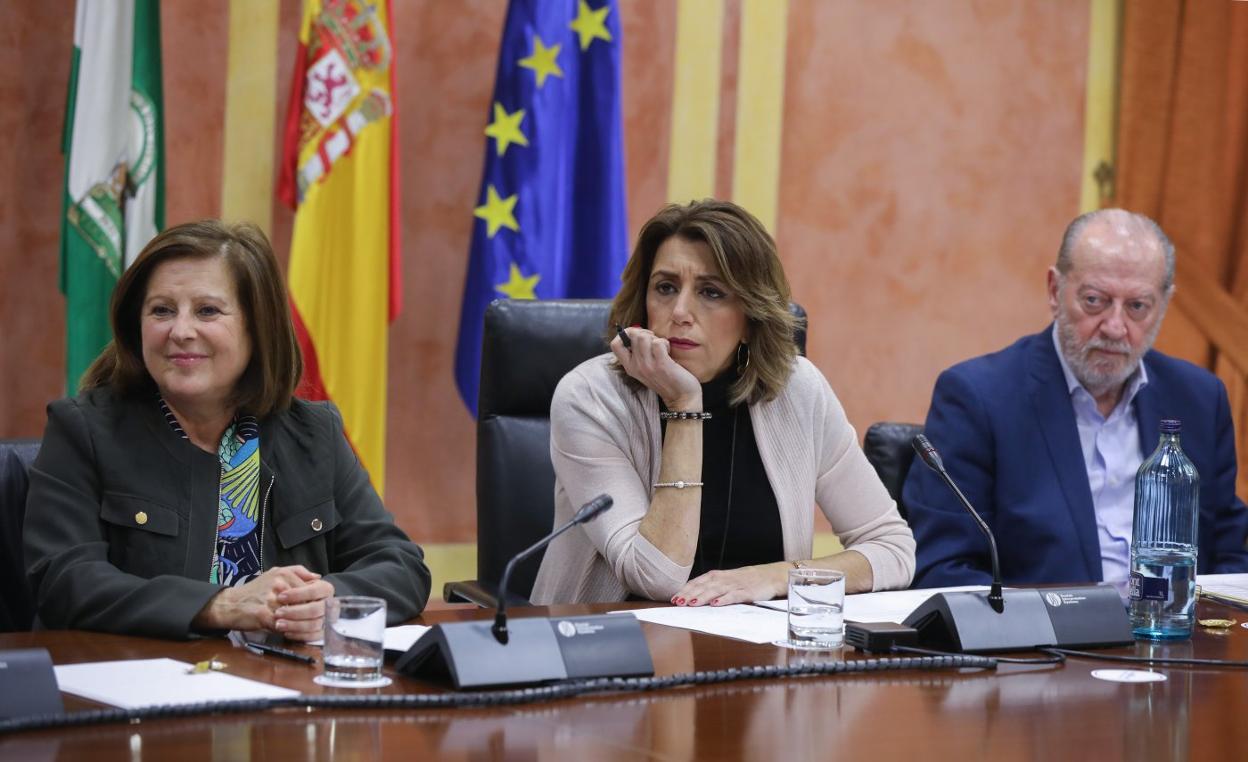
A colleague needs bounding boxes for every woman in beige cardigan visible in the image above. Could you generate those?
[530,200,914,606]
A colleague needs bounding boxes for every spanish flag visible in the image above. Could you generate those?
[278,0,400,495]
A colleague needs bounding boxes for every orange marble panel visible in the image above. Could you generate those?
[162,2,228,225]
[777,0,1088,438]
[0,1,72,436]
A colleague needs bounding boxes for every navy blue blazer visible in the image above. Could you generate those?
[904,326,1248,587]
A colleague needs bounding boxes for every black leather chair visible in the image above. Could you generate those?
[861,422,923,520]
[444,298,807,607]
[1,439,40,632]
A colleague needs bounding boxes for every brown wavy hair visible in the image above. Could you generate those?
[609,199,801,405]
[81,220,302,417]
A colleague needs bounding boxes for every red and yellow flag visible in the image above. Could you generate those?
[278,0,400,495]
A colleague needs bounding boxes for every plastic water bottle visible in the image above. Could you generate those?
[1129,418,1199,640]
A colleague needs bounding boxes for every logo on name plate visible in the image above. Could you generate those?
[1044,592,1063,607]
[557,620,577,638]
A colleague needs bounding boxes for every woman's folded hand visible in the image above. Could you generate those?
[192,565,335,640]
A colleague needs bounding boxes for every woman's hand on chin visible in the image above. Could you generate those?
[611,327,703,410]
[193,564,335,641]
[668,563,789,607]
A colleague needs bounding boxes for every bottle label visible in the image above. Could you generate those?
[1129,572,1169,601]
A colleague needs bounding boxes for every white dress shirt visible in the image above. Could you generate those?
[1051,326,1148,586]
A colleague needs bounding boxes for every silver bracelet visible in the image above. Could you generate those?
[652,480,704,489]
[659,411,711,421]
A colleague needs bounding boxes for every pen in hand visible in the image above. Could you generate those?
[615,324,632,350]
[246,641,317,666]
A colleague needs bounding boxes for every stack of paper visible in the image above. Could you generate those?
[53,658,301,709]
[1196,573,1248,600]
[611,586,994,643]
[612,604,787,644]
[755,585,993,624]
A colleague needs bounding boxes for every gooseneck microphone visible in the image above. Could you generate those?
[912,435,1004,613]
[492,494,614,644]
[395,492,650,688]
[899,434,1132,653]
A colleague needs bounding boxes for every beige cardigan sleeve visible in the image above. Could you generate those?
[548,359,695,600]
[802,363,916,590]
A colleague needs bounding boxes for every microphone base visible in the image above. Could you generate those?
[903,586,1132,653]
[0,648,63,719]
[394,614,653,689]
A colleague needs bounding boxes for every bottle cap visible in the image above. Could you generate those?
[1160,418,1182,433]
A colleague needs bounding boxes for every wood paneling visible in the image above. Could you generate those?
[3,598,1248,758]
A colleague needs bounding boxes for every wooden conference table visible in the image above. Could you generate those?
[2,599,1247,761]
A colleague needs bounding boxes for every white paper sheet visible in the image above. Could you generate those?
[305,623,431,650]
[53,658,301,709]
[383,624,431,652]
[608,604,788,644]
[754,585,995,624]
[1196,573,1248,599]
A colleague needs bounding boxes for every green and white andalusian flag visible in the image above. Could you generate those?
[60,0,164,392]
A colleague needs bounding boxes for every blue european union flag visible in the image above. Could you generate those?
[454,0,629,415]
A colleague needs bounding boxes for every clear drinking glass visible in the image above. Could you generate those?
[786,568,845,649]
[316,596,388,687]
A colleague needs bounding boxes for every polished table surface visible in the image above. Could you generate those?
[2,599,1248,761]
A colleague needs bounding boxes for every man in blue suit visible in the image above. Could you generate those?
[905,209,1248,590]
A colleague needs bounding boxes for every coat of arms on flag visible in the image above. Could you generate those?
[279,0,401,496]
[283,0,393,202]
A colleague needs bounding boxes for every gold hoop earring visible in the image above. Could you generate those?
[736,342,750,374]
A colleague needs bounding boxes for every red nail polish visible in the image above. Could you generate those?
[689,599,698,605]
[711,599,719,605]
[630,323,641,328]
[675,597,685,605]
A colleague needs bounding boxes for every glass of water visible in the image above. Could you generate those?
[786,568,845,649]
[315,596,389,688]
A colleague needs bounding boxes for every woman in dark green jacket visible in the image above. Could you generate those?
[24,221,431,640]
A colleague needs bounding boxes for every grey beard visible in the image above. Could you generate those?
[1055,316,1152,397]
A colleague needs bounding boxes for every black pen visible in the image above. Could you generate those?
[246,641,317,666]
[615,323,632,350]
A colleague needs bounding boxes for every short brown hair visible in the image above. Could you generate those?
[609,199,801,405]
[81,220,302,417]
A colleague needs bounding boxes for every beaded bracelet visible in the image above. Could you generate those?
[659,411,712,421]
[652,480,704,489]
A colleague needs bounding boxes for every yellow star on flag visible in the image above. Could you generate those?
[473,185,519,238]
[495,262,540,300]
[484,102,529,157]
[569,0,612,51]
[518,35,564,88]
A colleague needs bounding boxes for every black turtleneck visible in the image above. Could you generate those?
[662,367,784,579]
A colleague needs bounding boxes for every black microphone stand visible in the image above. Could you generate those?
[492,494,612,643]
[394,493,655,689]
[913,435,1004,612]
[901,434,1132,652]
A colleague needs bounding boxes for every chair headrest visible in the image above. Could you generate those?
[479,299,613,418]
